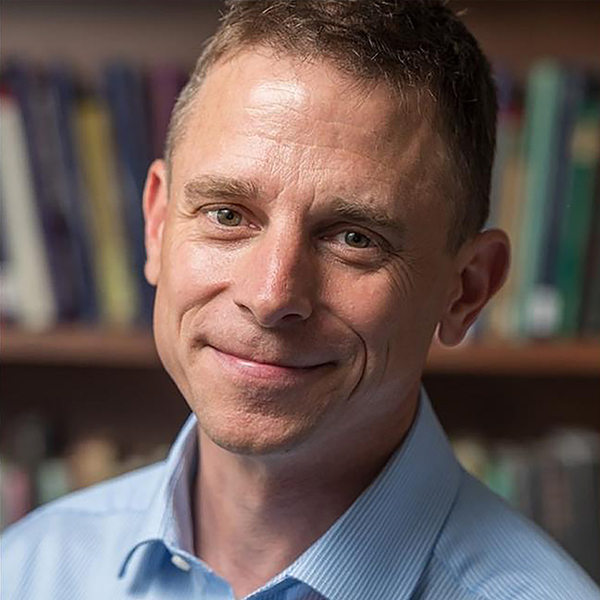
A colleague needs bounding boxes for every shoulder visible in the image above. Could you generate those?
[1,462,164,599]
[429,468,600,600]
[3,460,163,544]
[4,460,163,531]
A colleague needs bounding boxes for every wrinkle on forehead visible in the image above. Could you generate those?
[248,79,310,114]
[177,48,450,216]
[194,48,425,135]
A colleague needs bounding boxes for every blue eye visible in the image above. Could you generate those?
[344,231,372,248]
[215,208,243,226]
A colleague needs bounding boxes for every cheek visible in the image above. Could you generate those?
[324,274,404,347]
[322,266,441,360]
[153,238,236,388]
[161,238,233,312]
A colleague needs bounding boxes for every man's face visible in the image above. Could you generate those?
[146,50,458,456]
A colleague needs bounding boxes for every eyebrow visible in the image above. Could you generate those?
[183,175,261,203]
[182,175,405,239]
[328,198,406,239]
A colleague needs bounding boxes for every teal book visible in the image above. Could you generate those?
[532,69,586,337]
[513,62,565,338]
[579,187,600,337]
[579,118,600,337]
[556,77,600,336]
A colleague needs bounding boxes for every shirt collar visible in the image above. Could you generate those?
[284,387,461,600]
[118,412,199,578]
[118,386,461,600]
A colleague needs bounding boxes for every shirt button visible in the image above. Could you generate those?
[170,554,191,572]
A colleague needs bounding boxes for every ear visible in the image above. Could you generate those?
[143,159,169,286]
[437,229,510,346]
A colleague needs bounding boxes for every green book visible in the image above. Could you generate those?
[513,62,565,337]
[556,81,600,336]
[579,177,600,337]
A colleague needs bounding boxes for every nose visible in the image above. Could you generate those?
[233,230,314,328]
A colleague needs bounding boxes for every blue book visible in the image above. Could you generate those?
[4,61,80,322]
[538,68,586,288]
[104,62,154,324]
[48,64,99,322]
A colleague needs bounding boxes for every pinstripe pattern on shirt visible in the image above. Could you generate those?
[2,388,599,599]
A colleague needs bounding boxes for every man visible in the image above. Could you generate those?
[3,1,599,599]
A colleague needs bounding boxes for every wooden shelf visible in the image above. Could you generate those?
[2,327,599,376]
[427,340,600,376]
[0,327,160,368]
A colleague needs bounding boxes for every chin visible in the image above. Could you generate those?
[207,431,303,456]
[184,367,343,455]
[196,403,324,457]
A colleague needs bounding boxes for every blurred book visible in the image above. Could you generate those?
[515,61,565,338]
[474,63,600,342]
[0,88,57,329]
[0,59,183,330]
[555,76,600,337]
[0,56,598,342]
[452,429,600,584]
[0,413,169,531]
[75,94,139,327]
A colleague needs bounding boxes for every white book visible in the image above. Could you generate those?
[0,94,57,330]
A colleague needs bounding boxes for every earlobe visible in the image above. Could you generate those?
[437,229,510,346]
[143,159,169,286]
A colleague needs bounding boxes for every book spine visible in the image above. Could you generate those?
[0,92,57,329]
[453,430,600,584]
[555,81,600,336]
[74,96,140,327]
[104,63,154,325]
[513,62,564,338]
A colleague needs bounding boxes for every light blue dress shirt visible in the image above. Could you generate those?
[2,387,599,600]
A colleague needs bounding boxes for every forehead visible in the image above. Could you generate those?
[199,49,401,130]
[173,49,448,212]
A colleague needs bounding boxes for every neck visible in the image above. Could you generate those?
[193,391,419,599]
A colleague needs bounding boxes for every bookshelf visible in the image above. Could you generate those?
[1,0,599,442]
[3,325,598,440]
[2,1,600,575]
[1,0,598,405]
[3,327,600,376]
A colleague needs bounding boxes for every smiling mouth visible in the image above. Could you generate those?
[208,345,330,370]
[206,345,333,382]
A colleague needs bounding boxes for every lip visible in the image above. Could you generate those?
[206,345,331,383]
